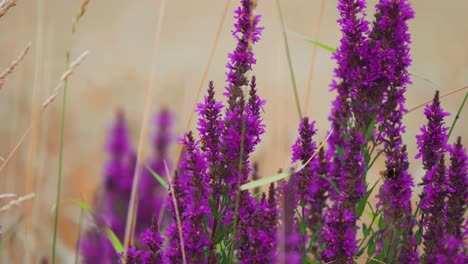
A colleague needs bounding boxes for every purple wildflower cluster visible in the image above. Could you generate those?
[80,109,173,263]
[80,0,468,263]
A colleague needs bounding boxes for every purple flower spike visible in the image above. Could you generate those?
[446,137,468,239]
[139,108,174,232]
[416,91,450,259]
[327,0,369,195]
[291,117,328,239]
[416,91,450,169]
[81,110,134,264]
[434,236,467,264]
[139,219,164,263]
[291,117,318,203]
[196,81,224,195]
[180,131,210,262]
[421,157,448,258]
[238,184,278,263]
[80,229,116,264]
[370,1,417,260]
[225,0,263,100]
[282,177,302,264]
[320,204,357,264]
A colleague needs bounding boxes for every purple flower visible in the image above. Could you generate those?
[434,236,467,264]
[225,0,263,99]
[238,184,278,263]
[291,117,328,244]
[121,246,143,264]
[420,158,448,258]
[321,129,365,263]
[446,137,468,239]
[139,219,164,263]
[80,228,116,264]
[196,81,224,195]
[180,131,210,262]
[163,170,186,263]
[327,0,369,196]
[369,1,417,261]
[416,91,450,259]
[281,177,302,264]
[138,109,174,232]
[320,204,357,264]
[81,110,134,264]
[415,91,450,169]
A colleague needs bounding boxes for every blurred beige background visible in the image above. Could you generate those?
[0,0,467,262]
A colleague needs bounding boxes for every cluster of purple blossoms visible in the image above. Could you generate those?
[80,109,174,263]
[416,91,450,259]
[80,0,468,263]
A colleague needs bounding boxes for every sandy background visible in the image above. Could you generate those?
[0,0,467,262]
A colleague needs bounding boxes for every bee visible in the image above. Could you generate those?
[379,167,399,180]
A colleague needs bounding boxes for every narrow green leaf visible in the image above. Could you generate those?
[146,164,169,190]
[367,237,376,256]
[363,223,369,237]
[356,180,380,218]
[104,228,124,253]
[364,117,376,141]
[448,91,468,140]
[287,30,337,53]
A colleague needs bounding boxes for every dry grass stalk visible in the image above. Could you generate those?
[0,0,16,18]
[0,51,89,173]
[303,0,326,116]
[122,0,167,261]
[0,193,35,212]
[406,85,468,114]
[0,42,31,90]
[165,161,187,264]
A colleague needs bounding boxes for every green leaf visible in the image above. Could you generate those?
[363,223,369,237]
[378,215,384,229]
[367,236,376,256]
[287,30,337,53]
[240,171,291,191]
[356,180,379,218]
[145,164,169,190]
[104,227,124,253]
[448,91,468,140]
[364,117,376,141]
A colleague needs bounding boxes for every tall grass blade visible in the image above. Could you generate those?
[447,91,468,140]
[275,0,302,120]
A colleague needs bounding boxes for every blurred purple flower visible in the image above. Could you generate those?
[138,109,174,233]
[446,137,468,239]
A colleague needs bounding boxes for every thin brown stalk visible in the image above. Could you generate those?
[303,0,326,116]
[0,0,16,17]
[406,85,468,114]
[158,0,232,227]
[0,42,31,90]
[122,0,167,261]
[164,161,187,264]
[0,51,89,173]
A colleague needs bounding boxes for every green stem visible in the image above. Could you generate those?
[51,50,71,264]
[275,0,302,120]
[447,91,468,140]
